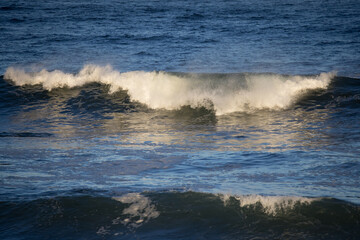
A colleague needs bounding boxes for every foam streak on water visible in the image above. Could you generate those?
[112,193,160,229]
[4,65,335,114]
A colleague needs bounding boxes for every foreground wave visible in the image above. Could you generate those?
[1,191,359,239]
[4,65,335,115]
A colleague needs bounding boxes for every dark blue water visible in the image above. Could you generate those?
[1,0,360,76]
[1,0,360,239]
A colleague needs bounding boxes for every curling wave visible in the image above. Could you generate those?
[4,65,335,115]
[1,191,359,239]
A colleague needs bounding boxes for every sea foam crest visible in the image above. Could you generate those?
[4,65,335,115]
[220,194,317,215]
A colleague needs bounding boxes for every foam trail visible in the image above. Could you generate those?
[4,65,335,115]
[112,193,159,228]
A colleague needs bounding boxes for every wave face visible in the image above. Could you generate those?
[1,67,359,239]
[4,65,335,115]
[1,191,359,240]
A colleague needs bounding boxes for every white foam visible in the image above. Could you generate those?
[220,194,317,215]
[112,193,159,228]
[4,65,335,115]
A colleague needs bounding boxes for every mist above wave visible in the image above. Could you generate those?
[4,65,335,115]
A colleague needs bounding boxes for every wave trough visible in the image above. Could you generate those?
[4,65,335,114]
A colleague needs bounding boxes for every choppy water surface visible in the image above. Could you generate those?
[1,0,360,75]
[1,0,359,239]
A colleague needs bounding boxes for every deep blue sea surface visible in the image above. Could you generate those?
[1,0,360,239]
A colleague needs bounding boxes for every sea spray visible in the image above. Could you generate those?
[4,65,335,114]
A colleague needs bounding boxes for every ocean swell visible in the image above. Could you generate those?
[4,65,335,115]
[1,191,359,239]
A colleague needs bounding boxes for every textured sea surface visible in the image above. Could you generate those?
[1,0,360,239]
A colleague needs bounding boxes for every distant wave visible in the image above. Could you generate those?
[4,65,335,115]
[0,132,53,138]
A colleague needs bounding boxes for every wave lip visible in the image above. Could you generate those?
[221,194,318,215]
[4,65,335,115]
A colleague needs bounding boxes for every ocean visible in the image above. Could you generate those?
[1,0,359,239]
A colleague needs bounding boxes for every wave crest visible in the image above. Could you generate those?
[4,65,335,115]
[220,194,317,215]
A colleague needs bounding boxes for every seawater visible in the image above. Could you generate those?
[1,0,360,239]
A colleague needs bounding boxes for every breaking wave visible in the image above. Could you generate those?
[220,194,318,215]
[4,65,335,115]
[1,191,359,239]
